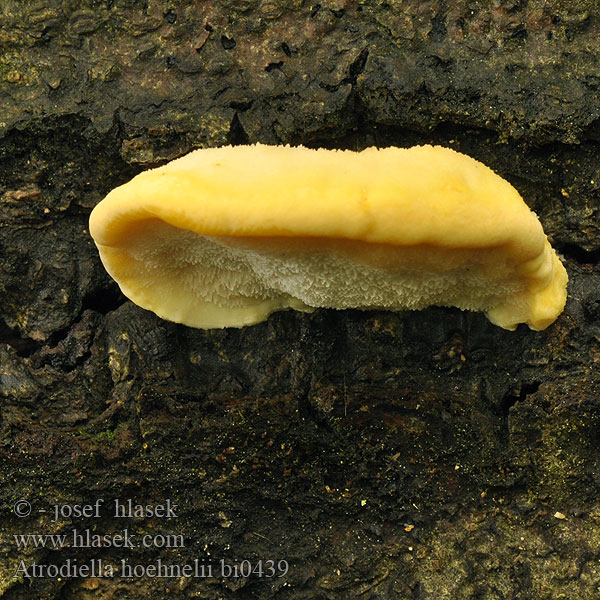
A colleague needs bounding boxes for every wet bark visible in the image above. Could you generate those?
[1,1,599,598]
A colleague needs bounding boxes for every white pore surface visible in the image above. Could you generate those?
[121,220,524,327]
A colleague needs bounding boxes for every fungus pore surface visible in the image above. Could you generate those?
[89,144,568,330]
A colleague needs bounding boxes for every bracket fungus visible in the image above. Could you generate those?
[89,144,568,331]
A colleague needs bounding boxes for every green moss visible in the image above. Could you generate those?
[95,428,116,443]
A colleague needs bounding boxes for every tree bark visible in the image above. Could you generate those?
[1,1,599,598]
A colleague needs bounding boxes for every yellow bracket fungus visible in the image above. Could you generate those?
[89,144,568,331]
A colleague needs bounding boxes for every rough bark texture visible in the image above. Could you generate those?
[1,1,599,598]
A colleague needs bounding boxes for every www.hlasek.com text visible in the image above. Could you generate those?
[15,528,183,550]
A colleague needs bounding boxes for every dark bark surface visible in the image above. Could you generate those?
[1,1,599,598]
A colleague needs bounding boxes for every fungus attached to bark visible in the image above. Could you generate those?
[89,144,568,331]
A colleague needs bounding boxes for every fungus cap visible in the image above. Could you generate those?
[89,144,568,330]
